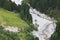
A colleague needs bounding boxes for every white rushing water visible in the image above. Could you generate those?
[29,7,56,40]
[11,0,23,5]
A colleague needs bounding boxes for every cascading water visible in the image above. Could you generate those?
[29,7,56,40]
[11,0,57,40]
[11,0,23,5]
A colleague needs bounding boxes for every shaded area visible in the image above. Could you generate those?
[50,22,60,40]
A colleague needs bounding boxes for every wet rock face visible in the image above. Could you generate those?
[1,22,19,32]
[3,26,19,32]
[29,8,56,40]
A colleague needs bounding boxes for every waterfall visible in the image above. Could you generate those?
[29,7,56,40]
[11,0,57,40]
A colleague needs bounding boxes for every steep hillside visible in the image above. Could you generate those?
[0,8,29,28]
[0,8,36,40]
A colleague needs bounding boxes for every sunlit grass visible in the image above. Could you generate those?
[0,8,29,28]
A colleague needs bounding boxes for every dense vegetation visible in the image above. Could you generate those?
[50,22,60,40]
[0,25,20,40]
[0,0,37,39]
[0,8,37,40]
[0,25,38,40]
[28,0,60,12]
[0,0,32,23]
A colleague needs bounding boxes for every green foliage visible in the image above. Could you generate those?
[46,8,60,22]
[0,25,20,40]
[0,8,37,40]
[0,0,32,23]
[50,22,60,40]
[19,2,32,23]
[28,0,60,12]
[18,32,35,40]
[0,25,37,40]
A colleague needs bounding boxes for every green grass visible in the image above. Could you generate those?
[0,8,34,40]
[0,8,29,28]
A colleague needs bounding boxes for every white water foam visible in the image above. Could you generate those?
[11,0,23,5]
[29,7,56,40]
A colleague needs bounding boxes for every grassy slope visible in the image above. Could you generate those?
[0,8,29,28]
[0,8,34,40]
